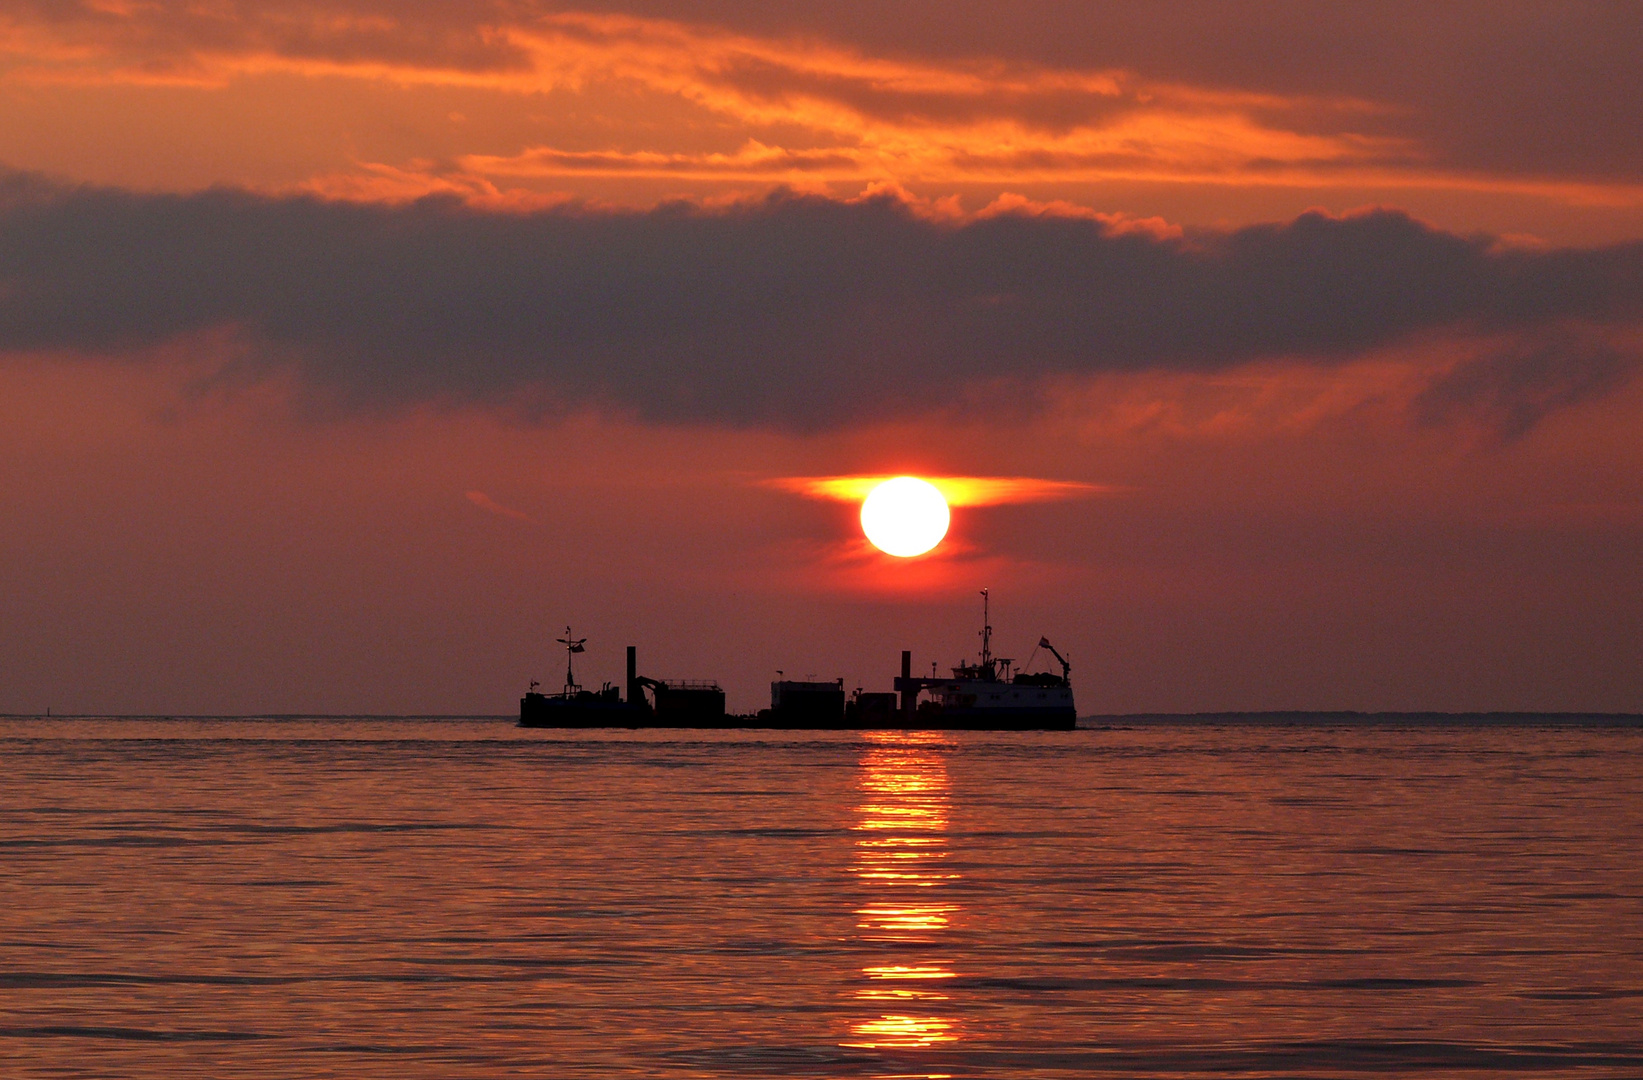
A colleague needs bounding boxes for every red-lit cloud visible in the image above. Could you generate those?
[464,490,531,521]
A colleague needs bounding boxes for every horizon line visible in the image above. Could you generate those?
[5,711,1639,724]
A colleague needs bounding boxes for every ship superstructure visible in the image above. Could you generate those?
[520,634,727,727]
[893,590,1077,730]
[518,627,644,727]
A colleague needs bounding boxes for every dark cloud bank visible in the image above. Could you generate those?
[1,170,1639,429]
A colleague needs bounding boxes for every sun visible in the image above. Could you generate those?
[860,477,950,557]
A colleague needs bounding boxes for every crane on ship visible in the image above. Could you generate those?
[1037,636,1071,684]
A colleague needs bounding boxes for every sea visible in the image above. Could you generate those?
[2,716,1640,1078]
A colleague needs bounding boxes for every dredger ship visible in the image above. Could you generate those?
[519,590,1077,731]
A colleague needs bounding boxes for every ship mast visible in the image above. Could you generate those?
[980,588,992,670]
[556,626,586,695]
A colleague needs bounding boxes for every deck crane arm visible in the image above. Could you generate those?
[1037,637,1071,684]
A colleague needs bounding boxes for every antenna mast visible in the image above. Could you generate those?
[980,588,992,669]
[556,625,587,695]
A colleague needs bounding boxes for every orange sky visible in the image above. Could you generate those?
[4,2,1642,240]
[2,2,1640,713]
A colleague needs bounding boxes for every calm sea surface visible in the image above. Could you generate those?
[2,718,1640,1078]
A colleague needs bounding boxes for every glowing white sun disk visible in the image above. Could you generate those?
[860,477,950,557]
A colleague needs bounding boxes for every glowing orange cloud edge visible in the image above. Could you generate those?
[767,475,1111,507]
[10,9,1640,212]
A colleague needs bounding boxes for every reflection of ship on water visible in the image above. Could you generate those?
[844,732,961,1051]
[519,590,1076,729]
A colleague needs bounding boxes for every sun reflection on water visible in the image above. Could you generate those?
[844,731,961,1052]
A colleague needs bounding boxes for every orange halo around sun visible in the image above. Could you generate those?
[770,474,1107,507]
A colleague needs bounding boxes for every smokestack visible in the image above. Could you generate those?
[901,649,913,724]
[627,646,638,707]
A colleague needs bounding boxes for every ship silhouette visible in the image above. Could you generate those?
[520,591,1076,730]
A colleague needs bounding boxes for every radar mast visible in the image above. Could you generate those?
[980,588,991,668]
[556,626,587,695]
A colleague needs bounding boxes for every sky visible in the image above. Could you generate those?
[3,1,1641,715]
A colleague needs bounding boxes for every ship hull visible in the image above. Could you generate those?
[519,694,648,728]
[913,705,1077,731]
[518,702,1076,731]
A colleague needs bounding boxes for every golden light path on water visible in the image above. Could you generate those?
[844,731,961,1054]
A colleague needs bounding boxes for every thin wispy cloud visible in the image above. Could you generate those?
[464,490,531,521]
